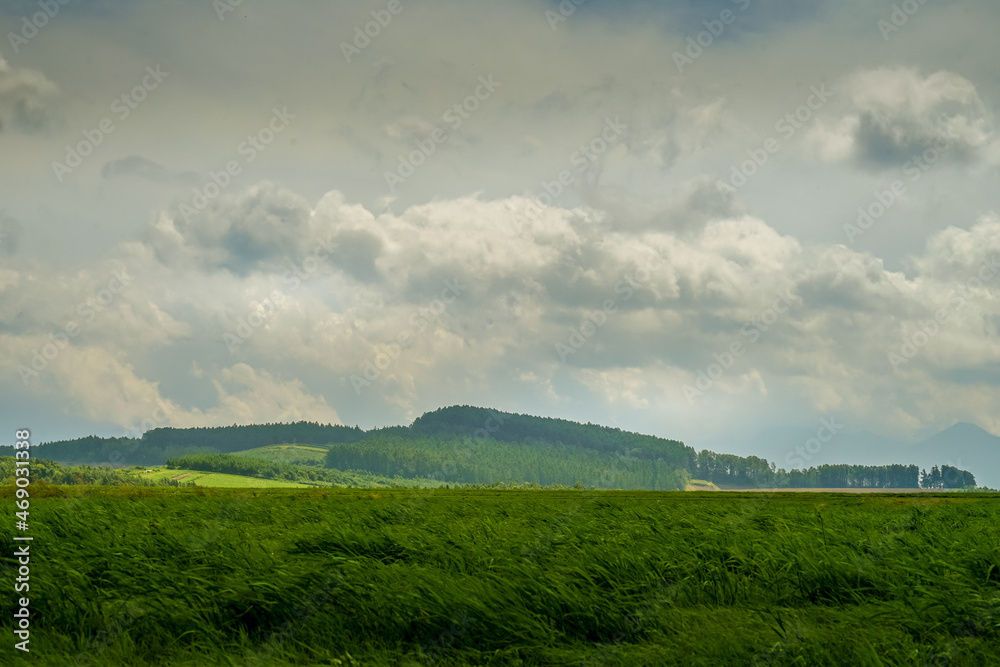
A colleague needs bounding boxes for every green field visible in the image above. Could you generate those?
[230,444,332,466]
[138,467,319,488]
[2,488,999,666]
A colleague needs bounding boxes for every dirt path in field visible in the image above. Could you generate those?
[170,473,194,481]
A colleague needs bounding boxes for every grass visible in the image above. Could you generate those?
[1,488,998,665]
[230,444,332,466]
[138,467,319,488]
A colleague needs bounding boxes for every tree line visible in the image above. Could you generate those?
[0,457,158,486]
[165,453,434,488]
[142,422,365,452]
[691,450,975,488]
[1,422,365,466]
[920,465,976,489]
[0,406,980,490]
[323,434,691,490]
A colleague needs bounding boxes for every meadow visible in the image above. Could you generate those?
[138,467,319,488]
[231,444,332,466]
[2,487,998,666]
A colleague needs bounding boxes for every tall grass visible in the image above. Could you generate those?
[1,489,997,665]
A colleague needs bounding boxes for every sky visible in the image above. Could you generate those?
[1,0,999,458]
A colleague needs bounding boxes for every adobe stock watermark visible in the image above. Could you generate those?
[213,0,246,21]
[507,116,627,226]
[179,106,294,223]
[555,248,667,362]
[878,0,931,41]
[784,418,843,468]
[224,235,335,352]
[673,0,752,73]
[51,66,170,182]
[6,0,71,54]
[18,267,134,385]
[350,278,467,394]
[718,83,832,195]
[888,256,1000,372]
[383,75,502,192]
[340,0,413,62]
[683,286,796,402]
[545,0,587,30]
[843,127,959,244]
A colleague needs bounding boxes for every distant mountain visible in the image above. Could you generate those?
[912,423,1000,488]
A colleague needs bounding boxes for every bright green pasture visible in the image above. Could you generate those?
[230,444,331,465]
[138,467,319,488]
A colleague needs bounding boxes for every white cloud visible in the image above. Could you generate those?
[806,67,995,167]
[0,55,58,133]
[4,0,1000,455]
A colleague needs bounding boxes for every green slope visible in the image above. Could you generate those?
[229,444,330,465]
[138,467,317,488]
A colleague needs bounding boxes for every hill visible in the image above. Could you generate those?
[0,406,980,491]
[0,421,365,466]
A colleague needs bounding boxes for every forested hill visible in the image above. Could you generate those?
[0,422,365,466]
[140,422,366,451]
[0,406,978,489]
[410,405,696,468]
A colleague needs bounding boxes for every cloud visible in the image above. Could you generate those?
[0,212,24,255]
[135,185,1000,433]
[909,213,1000,282]
[148,182,317,276]
[0,54,58,133]
[3,173,1000,442]
[101,155,200,187]
[175,363,342,428]
[1,333,341,430]
[4,0,1000,452]
[807,67,994,168]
